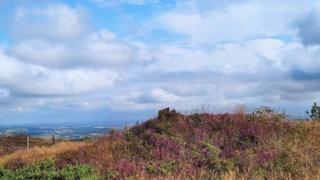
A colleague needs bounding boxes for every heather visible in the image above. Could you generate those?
[56,108,320,179]
[2,107,320,179]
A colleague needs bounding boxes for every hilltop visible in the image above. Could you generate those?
[1,108,320,179]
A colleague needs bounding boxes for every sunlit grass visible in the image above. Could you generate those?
[0,141,89,169]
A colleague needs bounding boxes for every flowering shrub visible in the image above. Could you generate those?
[115,159,136,177]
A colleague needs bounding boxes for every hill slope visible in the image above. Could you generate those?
[2,108,320,179]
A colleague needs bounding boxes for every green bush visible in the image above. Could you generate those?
[203,142,234,174]
[105,170,120,180]
[0,160,101,180]
[146,161,176,175]
[59,164,101,180]
[307,102,320,120]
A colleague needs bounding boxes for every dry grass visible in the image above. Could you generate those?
[0,135,54,156]
[0,141,89,169]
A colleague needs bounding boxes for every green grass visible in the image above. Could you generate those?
[0,160,101,180]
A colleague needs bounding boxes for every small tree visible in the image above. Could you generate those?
[307,102,320,120]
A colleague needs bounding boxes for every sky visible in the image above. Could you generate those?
[0,0,320,124]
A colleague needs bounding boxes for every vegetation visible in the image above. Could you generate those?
[0,135,54,156]
[2,107,320,179]
[0,160,100,179]
[307,102,320,120]
[0,142,88,169]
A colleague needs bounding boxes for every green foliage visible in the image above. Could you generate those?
[104,170,120,180]
[146,161,176,175]
[0,160,101,180]
[0,167,10,177]
[203,142,234,174]
[124,130,134,141]
[273,144,299,174]
[59,164,101,180]
[308,102,320,120]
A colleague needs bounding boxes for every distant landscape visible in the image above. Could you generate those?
[0,124,115,139]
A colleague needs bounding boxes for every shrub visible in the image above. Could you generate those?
[254,106,286,122]
[105,170,120,180]
[307,102,320,120]
[202,142,234,174]
[0,160,101,180]
[146,161,177,175]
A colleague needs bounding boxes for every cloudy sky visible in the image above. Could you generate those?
[0,0,319,124]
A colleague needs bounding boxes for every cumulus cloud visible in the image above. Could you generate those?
[0,50,119,96]
[155,0,313,44]
[131,88,179,103]
[146,39,285,73]
[13,4,89,40]
[12,39,71,67]
[9,3,140,69]
[12,30,137,68]
[2,0,320,121]
[81,30,137,67]
[0,2,145,112]
[107,37,320,112]
[281,43,320,74]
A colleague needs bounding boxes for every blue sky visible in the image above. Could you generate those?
[0,0,320,124]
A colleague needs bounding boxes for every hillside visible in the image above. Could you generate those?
[1,108,320,179]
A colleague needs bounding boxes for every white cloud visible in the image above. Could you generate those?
[155,0,314,44]
[10,3,139,69]
[107,37,320,113]
[0,50,119,96]
[12,39,70,67]
[12,30,137,68]
[2,0,320,118]
[82,30,137,66]
[146,38,285,73]
[13,3,88,40]
[124,88,179,104]
[145,88,179,103]
[280,43,320,73]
